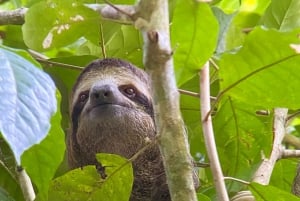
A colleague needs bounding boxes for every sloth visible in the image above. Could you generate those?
[67,58,170,200]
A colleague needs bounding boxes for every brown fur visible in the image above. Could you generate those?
[67,58,170,201]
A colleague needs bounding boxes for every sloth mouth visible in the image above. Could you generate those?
[90,103,130,111]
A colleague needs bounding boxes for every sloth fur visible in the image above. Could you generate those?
[67,58,170,201]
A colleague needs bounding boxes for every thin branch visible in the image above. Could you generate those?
[281,149,300,159]
[287,110,300,122]
[17,166,35,201]
[224,176,250,185]
[178,89,217,101]
[283,134,300,149]
[35,58,83,71]
[200,62,229,201]
[178,89,200,97]
[0,8,27,25]
[252,108,288,184]
[99,23,107,58]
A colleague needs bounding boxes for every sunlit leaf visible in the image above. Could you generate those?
[48,154,133,201]
[213,98,272,192]
[22,0,100,51]
[171,0,219,86]
[260,0,300,31]
[250,182,300,200]
[219,27,300,109]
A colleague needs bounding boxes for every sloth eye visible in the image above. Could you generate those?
[79,92,88,103]
[122,86,136,98]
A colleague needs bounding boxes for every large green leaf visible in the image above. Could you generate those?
[171,0,219,86]
[48,154,133,201]
[21,93,65,201]
[219,27,300,109]
[22,0,100,51]
[269,159,298,191]
[0,46,56,164]
[260,0,300,31]
[213,98,272,192]
[250,182,300,200]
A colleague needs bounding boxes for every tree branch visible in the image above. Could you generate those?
[252,108,288,184]
[200,62,229,201]
[0,8,27,25]
[134,0,198,200]
[281,149,300,159]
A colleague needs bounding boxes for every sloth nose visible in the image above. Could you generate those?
[90,84,118,104]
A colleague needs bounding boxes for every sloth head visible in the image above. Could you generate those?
[67,58,156,168]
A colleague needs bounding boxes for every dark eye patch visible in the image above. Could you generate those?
[119,85,136,98]
[119,85,154,118]
[71,90,89,143]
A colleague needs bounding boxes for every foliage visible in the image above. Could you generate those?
[1,0,300,200]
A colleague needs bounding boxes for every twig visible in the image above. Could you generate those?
[99,23,107,58]
[283,134,300,149]
[35,58,83,71]
[224,176,250,185]
[252,108,288,184]
[17,166,35,201]
[287,110,300,122]
[281,149,300,159]
[178,89,217,100]
[200,62,229,201]
[178,89,200,97]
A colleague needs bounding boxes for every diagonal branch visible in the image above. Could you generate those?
[252,108,288,184]
[200,62,229,201]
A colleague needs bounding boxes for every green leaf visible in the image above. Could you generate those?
[197,192,211,201]
[21,93,65,201]
[213,98,272,192]
[219,27,300,109]
[0,187,15,201]
[269,159,298,191]
[22,0,100,51]
[250,182,300,200]
[260,0,300,31]
[0,138,24,201]
[212,7,235,54]
[0,46,56,164]
[171,0,219,86]
[48,154,133,201]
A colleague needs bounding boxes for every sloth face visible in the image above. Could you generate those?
[68,59,155,164]
[71,59,153,127]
